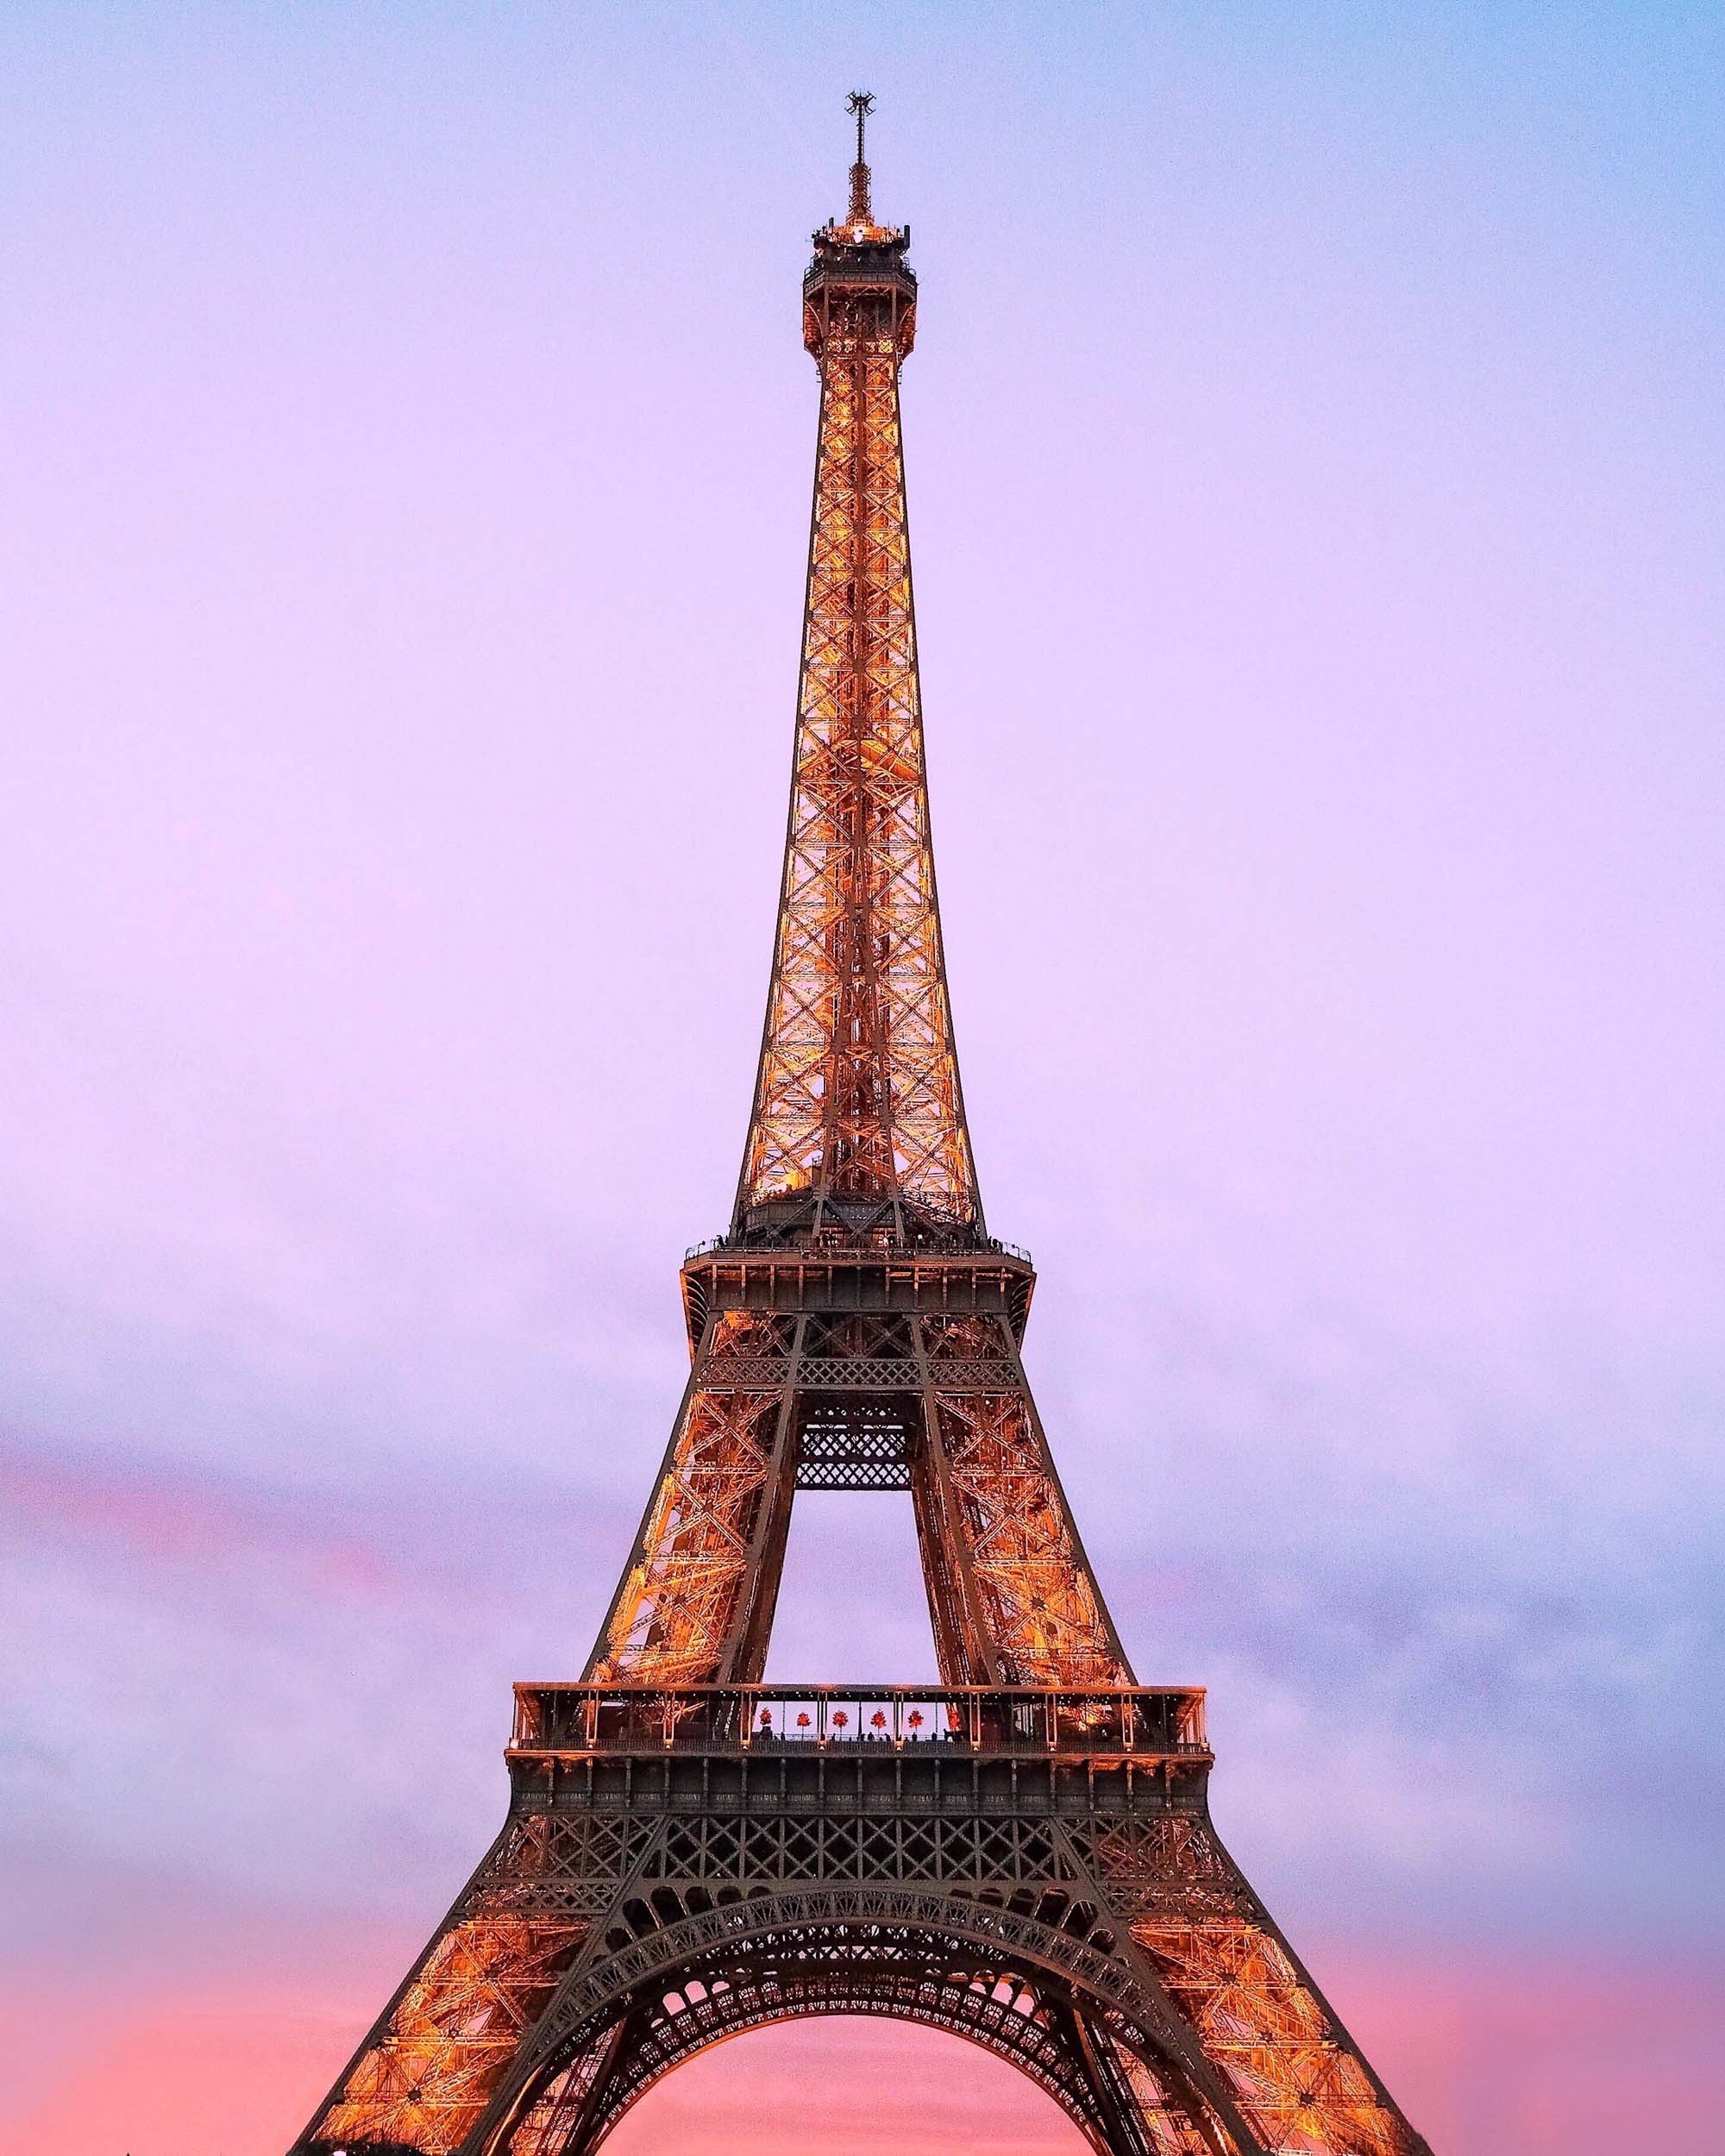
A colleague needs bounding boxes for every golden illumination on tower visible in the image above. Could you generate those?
[290,96,1433,2156]
[737,88,977,1243]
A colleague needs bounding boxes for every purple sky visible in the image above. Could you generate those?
[2,7,1722,2151]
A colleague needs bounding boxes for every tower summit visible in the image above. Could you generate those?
[292,101,1432,2156]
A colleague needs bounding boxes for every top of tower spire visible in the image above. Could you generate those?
[846,89,875,225]
[809,88,910,275]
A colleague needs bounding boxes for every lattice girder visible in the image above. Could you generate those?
[1130,1918,1413,2156]
[313,1911,589,2152]
[584,1293,1130,1692]
[736,241,978,1238]
[302,1812,674,2153]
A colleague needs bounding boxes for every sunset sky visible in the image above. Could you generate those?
[2,5,1721,2153]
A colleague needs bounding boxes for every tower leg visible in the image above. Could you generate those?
[584,1312,804,1689]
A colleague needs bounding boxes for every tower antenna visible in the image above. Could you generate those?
[845,87,875,225]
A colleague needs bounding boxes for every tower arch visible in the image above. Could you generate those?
[495,1896,1221,2156]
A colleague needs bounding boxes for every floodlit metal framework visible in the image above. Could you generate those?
[292,95,1433,2156]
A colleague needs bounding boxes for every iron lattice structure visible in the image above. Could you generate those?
[292,99,1433,2156]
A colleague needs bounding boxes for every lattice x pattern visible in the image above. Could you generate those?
[736,260,979,1234]
[586,1313,794,1687]
[921,1314,1132,1688]
[317,1914,588,2153]
[1131,1918,1415,2156]
[304,1811,662,2153]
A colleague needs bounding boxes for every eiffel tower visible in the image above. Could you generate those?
[292,95,1433,2156]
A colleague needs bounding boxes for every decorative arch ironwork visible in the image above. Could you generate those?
[487,1889,1230,2156]
[512,1972,1111,2153]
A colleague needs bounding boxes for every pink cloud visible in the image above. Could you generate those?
[1324,1947,1725,2155]
[0,1434,396,1598]
[5,1944,1719,2156]
[0,1990,355,2156]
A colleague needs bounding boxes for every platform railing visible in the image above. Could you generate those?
[509,1683,1208,1759]
[681,1230,1032,1264]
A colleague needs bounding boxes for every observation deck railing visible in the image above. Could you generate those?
[682,1232,1033,1265]
[510,1683,1208,1760]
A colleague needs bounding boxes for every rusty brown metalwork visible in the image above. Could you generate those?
[289,98,1433,2156]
